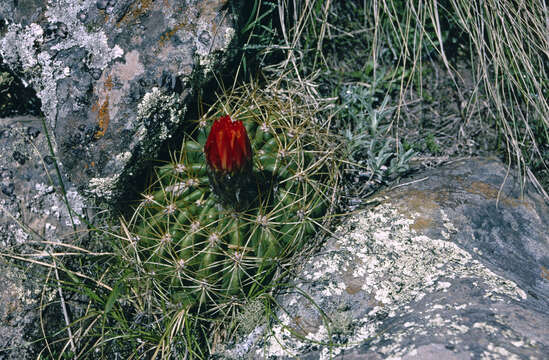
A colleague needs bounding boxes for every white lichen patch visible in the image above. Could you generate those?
[27,183,85,228]
[45,0,124,69]
[0,23,43,70]
[0,1,125,129]
[473,322,501,334]
[483,344,521,360]
[257,313,302,358]
[137,87,183,123]
[133,87,186,153]
[441,209,458,234]
[14,228,29,244]
[223,27,236,50]
[137,87,163,118]
[63,188,85,226]
[89,174,120,200]
[103,151,133,178]
[259,202,529,359]
[1,267,42,323]
[0,23,59,128]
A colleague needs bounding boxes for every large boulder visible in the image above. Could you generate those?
[0,0,237,200]
[218,157,549,359]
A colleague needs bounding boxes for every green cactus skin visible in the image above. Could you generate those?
[124,103,332,313]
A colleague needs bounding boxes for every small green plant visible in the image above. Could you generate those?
[424,133,441,154]
[236,0,281,80]
[339,85,415,186]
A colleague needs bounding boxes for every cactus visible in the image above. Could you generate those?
[121,86,337,317]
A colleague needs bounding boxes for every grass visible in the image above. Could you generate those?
[1,0,548,358]
[447,0,549,195]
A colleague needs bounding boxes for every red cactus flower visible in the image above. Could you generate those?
[205,115,253,174]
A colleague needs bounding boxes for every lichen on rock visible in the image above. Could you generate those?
[1,0,238,201]
[219,158,549,359]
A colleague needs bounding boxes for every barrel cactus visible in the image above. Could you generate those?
[121,86,338,318]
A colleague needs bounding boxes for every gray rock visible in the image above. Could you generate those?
[0,1,240,356]
[0,116,87,358]
[0,116,86,249]
[0,68,42,117]
[218,157,549,359]
[0,261,46,360]
[0,0,237,200]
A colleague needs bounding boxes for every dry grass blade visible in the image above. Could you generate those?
[448,0,549,199]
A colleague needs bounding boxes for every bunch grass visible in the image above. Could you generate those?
[446,0,549,196]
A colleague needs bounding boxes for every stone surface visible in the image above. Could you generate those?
[0,66,42,117]
[0,116,86,245]
[217,157,549,359]
[0,0,237,200]
[0,261,44,360]
[0,115,87,358]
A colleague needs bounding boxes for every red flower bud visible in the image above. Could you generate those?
[204,115,253,174]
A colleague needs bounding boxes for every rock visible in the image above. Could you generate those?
[217,157,549,359]
[0,262,44,360]
[0,0,238,201]
[0,116,85,248]
[0,116,87,358]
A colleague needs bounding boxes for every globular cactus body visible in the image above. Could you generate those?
[124,90,334,313]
